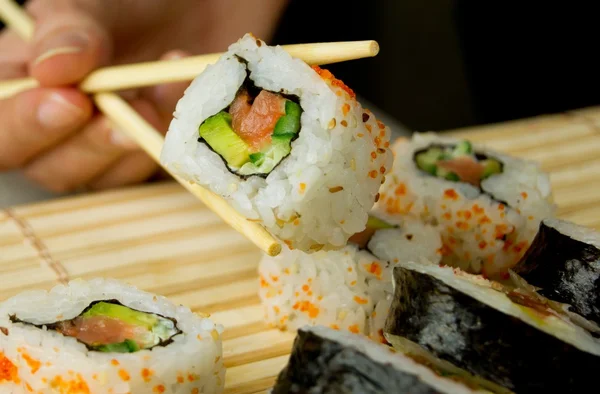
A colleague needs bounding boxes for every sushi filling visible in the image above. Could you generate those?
[414,141,503,187]
[348,215,395,249]
[14,300,181,353]
[198,78,303,176]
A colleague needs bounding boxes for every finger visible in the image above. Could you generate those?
[143,50,191,128]
[87,152,159,190]
[29,8,112,86]
[0,88,93,169]
[20,98,161,193]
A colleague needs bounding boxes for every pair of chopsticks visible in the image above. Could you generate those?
[0,0,380,257]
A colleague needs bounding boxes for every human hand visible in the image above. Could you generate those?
[0,0,288,192]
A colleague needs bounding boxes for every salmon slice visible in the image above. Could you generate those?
[230,88,286,151]
[438,157,485,187]
[55,316,147,347]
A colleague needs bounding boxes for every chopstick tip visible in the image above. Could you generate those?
[369,41,380,56]
[268,242,282,257]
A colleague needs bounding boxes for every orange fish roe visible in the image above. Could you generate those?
[111,359,119,366]
[369,170,378,178]
[350,280,357,286]
[188,373,198,382]
[384,141,390,148]
[374,136,382,146]
[293,301,320,318]
[394,183,406,196]
[49,375,90,393]
[497,204,505,211]
[472,204,484,215]
[330,324,340,330]
[21,353,41,374]
[260,276,268,288]
[293,219,300,226]
[119,369,130,381]
[353,296,368,305]
[443,212,452,220]
[457,211,463,218]
[437,244,452,256]
[371,151,377,159]
[341,120,348,127]
[478,241,487,250]
[283,268,290,275]
[513,241,528,254]
[270,274,279,282]
[366,124,373,133]
[347,267,353,272]
[283,240,293,249]
[177,374,185,384]
[299,183,306,193]
[153,385,165,393]
[302,284,310,292]
[0,353,18,383]
[141,368,153,382]
[521,192,528,199]
[443,189,459,200]
[456,221,469,230]
[478,216,492,225]
[463,211,472,219]
[366,261,382,277]
[192,389,199,394]
[348,325,360,334]
[357,133,364,137]
[311,66,356,98]
[528,215,534,220]
[342,103,351,115]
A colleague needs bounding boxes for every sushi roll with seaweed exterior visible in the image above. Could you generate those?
[272,325,488,394]
[384,261,600,393]
[161,34,392,252]
[259,216,441,342]
[0,279,225,393]
[513,218,600,328]
[374,133,555,278]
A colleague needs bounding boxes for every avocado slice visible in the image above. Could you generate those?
[199,112,252,168]
[82,301,158,330]
[366,215,394,230]
[415,147,442,175]
[96,339,140,353]
[451,140,473,156]
[481,159,502,179]
[273,100,302,137]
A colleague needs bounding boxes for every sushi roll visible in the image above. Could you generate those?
[0,279,225,393]
[374,133,555,278]
[161,34,392,252]
[271,325,488,394]
[384,261,600,393]
[513,218,600,328]
[259,216,441,342]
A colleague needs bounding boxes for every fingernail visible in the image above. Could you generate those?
[37,93,85,129]
[33,32,89,66]
[110,128,137,149]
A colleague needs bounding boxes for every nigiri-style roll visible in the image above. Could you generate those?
[161,34,392,252]
[272,325,486,394]
[259,216,441,342]
[375,133,555,278]
[513,218,600,328]
[0,279,225,394]
[384,261,600,393]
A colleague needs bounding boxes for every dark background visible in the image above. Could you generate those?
[4,1,598,132]
[273,1,599,131]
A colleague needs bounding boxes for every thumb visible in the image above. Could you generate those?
[29,10,112,86]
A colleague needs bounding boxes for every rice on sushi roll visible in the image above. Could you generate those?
[0,279,224,393]
[374,133,555,278]
[513,218,600,328]
[161,34,392,252]
[384,261,600,393]
[272,325,488,394]
[259,216,441,342]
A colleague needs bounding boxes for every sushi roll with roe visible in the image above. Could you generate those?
[161,34,393,252]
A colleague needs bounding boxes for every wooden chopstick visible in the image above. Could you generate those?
[0,40,379,100]
[0,0,282,257]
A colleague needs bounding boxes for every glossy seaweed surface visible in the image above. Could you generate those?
[272,329,445,394]
[385,266,600,393]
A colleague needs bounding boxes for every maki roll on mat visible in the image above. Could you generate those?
[374,133,555,278]
[513,218,600,328]
[259,216,441,342]
[161,34,392,252]
[384,261,600,393]
[272,325,486,394]
[0,279,225,393]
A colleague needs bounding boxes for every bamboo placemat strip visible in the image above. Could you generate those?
[1,107,600,393]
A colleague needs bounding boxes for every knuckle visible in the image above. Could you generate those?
[22,166,75,193]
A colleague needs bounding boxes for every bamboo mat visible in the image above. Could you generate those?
[1,106,600,393]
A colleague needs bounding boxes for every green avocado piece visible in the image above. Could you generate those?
[95,339,140,353]
[416,147,442,175]
[452,140,473,156]
[273,100,302,137]
[481,159,502,178]
[366,215,394,230]
[82,302,157,330]
[199,112,251,168]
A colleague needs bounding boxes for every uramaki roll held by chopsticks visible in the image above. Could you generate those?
[160,34,393,252]
[0,279,225,393]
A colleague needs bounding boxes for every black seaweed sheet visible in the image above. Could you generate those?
[514,219,600,326]
[384,265,600,393]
